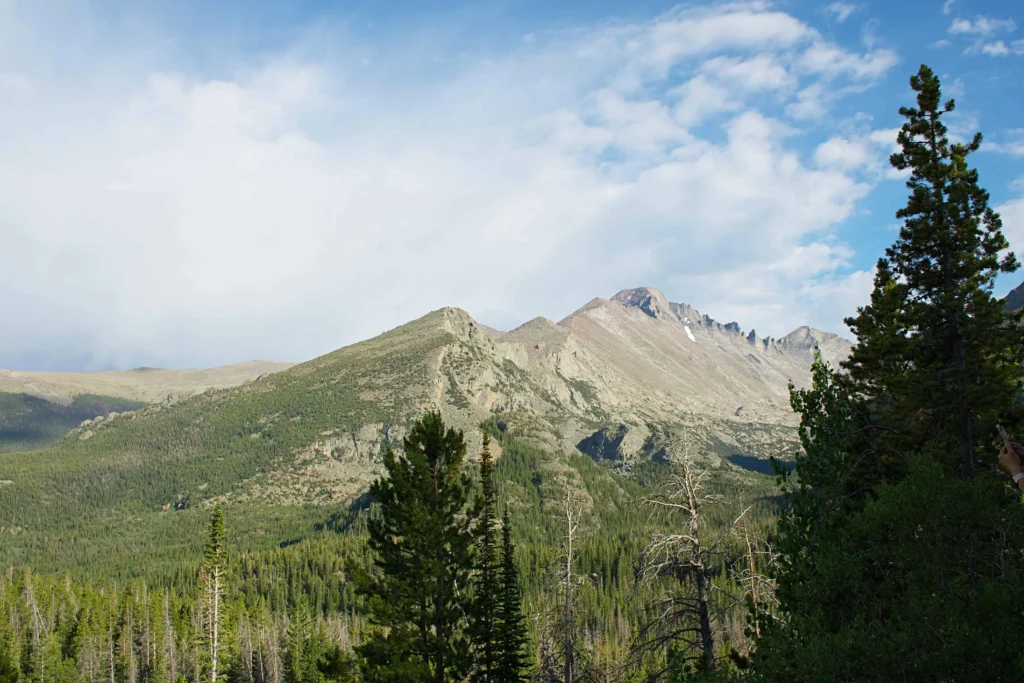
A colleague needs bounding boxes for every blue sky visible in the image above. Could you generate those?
[0,0,1022,370]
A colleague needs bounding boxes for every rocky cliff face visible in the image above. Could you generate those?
[479,287,853,465]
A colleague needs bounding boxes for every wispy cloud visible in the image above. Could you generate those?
[986,129,1024,156]
[823,2,859,24]
[948,16,1016,34]
[0,2,899,369]
[942,0,956,16]
[947,14,1021,55]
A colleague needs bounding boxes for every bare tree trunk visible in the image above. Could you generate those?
[561,482,582,683]
[635,451,752,675]
[211,566,220,683]
[163,591,177,683]
[109,630,116,683]
[693,568,714,671]
[746,534,760,639]
[239,616,254,683]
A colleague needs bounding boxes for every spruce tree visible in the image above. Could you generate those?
[752,65,1024,681]
[844,63,1023,476]
[356,412,479,683]
[495,511,529,683]
[201,502,227,683]
[470,431,500,682]
[285,594,323,683]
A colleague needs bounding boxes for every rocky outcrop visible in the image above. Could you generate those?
[576,424,648,463]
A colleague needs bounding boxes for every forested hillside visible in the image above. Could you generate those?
[0,392,146,453]
[0,422,779,681]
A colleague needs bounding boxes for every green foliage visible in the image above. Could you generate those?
[754,64,1024,682]
[0,566,360,683]
[756,455,1024,681]
[786,352,889,513]
[495,511,529,683]
[844,63,1023,475]
[204,501,227,569]
[356,412,479,682]
[0,311,459,572]
[0,649,14,683]
[470,431,501,681]
[200,501,228,682]
[286,594,321,682]
[0,392,146,453]
[0,408,779,680]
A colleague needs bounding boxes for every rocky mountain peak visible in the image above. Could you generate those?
[611,287,676,321]
[780,325,815,348]
[503,316,570,348]
[779,326,845,349]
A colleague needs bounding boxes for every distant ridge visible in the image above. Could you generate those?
[0,360,296,404]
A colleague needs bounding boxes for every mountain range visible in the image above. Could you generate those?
[0,285,857,571]
[3,286,851,482]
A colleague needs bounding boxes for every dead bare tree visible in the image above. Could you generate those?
[630,449,751,677]
[730,527,781,641]
[535,477,593,683]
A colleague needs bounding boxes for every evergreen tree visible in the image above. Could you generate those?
[753,64,1024,681]
[470,431,500,682]
[356,412,479,683]
[495,511,529,683]
[844,63,1023,476]
[201,501,227,683]
[0,649,14,683]
[285,594,323,683]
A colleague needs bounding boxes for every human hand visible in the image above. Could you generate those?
[998,440,1024,476]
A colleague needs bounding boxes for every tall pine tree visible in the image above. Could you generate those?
[495,511,529,683]
[470,431,500,682]
[356,412,479,683]
[752,64,1024,682]
[201,501,227,683]
[844,63,1023,476]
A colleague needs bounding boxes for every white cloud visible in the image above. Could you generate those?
[814,137,872,170]
[943,0,956,16]
[930,39,952,48]
[813,128,899,175]
[948,16,1017,35]
[701,54,795,91]
[786,83,828,120]
[947,15,1021,55]
[998,180,1024,263]
[824,2,858,24]
[945,77,966,97]
[799,40,898,80]
[0,2,900,369]
[987,129,1024,156]
[982,40,1010,56]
